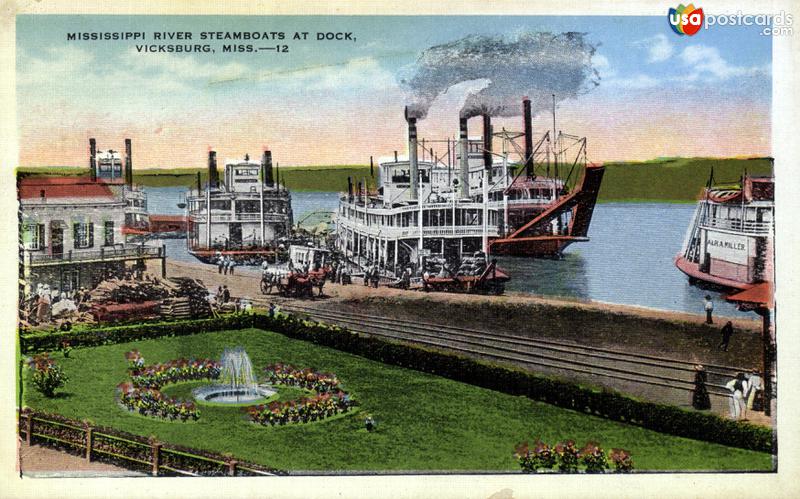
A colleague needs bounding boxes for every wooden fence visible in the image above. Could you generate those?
[18,410,282,477]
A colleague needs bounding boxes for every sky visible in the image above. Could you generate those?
[16,15,772,168]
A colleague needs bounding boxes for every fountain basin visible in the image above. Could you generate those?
[193,384,276,405]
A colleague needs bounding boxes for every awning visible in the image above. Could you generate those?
[725,282,773,310]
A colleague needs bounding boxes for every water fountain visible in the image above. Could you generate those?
[192,347,275,404]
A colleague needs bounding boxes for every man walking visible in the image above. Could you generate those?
[718,321,734,351]
[704,295,714,324]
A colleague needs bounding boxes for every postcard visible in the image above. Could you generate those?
[3,1,798,497]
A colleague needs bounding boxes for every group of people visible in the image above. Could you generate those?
[23,284,91,325]
[215,252,237,275]
[362,265,381,288]
[726,369,764,420]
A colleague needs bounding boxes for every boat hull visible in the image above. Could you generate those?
[674,255,755,292]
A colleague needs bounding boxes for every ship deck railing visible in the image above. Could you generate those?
[700,217,774,234]
[188,212,289,223]
[25,244,165,267]
[338,219,500,239]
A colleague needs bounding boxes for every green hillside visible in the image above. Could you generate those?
[597,157,773,203]
[17,157,773,201]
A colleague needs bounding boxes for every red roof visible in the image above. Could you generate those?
[18,176,116,199]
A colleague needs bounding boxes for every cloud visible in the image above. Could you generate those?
[250,56,396,92]
[635,34,674,63]
[17,46,95,85]
[592,54,616,79]
[605,73,659,89]
[680,45,769,81]
[120,49,249,83]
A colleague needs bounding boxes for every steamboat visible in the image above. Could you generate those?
[675,170,774,290]
[87,138,151,236]
[334,97,605,277]
[184,149,293,264]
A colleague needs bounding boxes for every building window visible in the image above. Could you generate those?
[22,223,45,250]
[104,221,115,246]
[73,223,94,249]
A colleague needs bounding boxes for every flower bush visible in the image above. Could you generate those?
[26,354,69,397]
[514,440,558,473]
[578,441,609,473]
[609,448,634,473]
[515,439,632,473]
[554,440,580,473]
[124,350,144,371]
[247,364,356,426]
[116,355,221,422]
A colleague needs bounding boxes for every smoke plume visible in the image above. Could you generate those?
[402,31,600,120]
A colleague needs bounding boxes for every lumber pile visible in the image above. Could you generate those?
[89,278,168,304]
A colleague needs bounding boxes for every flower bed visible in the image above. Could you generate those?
[246,364,356,426]
[263,363,341,393]
[514,439,633,473]
[116,353,221,421]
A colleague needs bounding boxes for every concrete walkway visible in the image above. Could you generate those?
[16,440,145,477]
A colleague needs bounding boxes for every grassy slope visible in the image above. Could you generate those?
[17,157,771,199]
[597,157,773,203]
[21,328,771,472]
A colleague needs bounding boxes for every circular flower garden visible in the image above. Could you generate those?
[115,351,357,425]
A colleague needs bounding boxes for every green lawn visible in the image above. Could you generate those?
[21,328,772,472]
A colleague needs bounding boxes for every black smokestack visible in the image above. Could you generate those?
[459,117,469,199]
[406,107,419,201]
[357,181,363,204]
[262,149,274,186]
[347,176,353,202]
[196,171,202,194]
[124,138,133,187]
[523,98,534,177]
[482,114,493,181]
[89,138,97,182]
[208,150,218,188]
[370,156,374,177]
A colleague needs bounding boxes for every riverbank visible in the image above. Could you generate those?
[163,259,763,370]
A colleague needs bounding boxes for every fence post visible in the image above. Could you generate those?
[151,442,162,476]
[228,459,238,477]
[85,425,93,462]
[25,412,33,446]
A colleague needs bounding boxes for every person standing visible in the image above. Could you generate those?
[704,295,714,324]
[217,255,225,274]
[692,364,711,410]
[746,368,763,411]
[725,373,748,420]
[718,321,734,351]
[222,285,231,303]
[228,258,235,275]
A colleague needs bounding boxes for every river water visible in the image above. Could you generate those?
[144,186,747,318]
